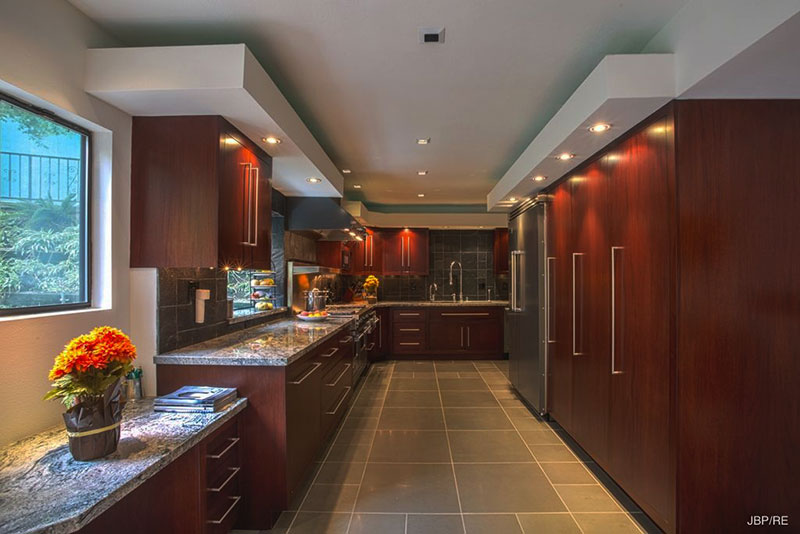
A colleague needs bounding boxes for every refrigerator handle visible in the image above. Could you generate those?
[511,251,523,312]
[546,256,556,343]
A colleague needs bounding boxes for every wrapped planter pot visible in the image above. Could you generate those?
[63,380,123,461]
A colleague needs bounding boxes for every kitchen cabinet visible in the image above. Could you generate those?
[78,415,243,534]
[316,241,352,272]
[493,228,509,274]
[131,116,272,269]
[382,228,429,275]
[375,307,391,359]
[352,228,382,274]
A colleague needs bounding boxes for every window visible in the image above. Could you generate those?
[0,94,90,315]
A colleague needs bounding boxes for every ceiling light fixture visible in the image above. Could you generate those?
[353,184,362,189]
[306,177,322,184]
[417,193,425,197]
[556,153,575,161]
[262,136,281,144]
[349,231,356,237]
[342,169,351,174]
[533,175,546,182]
[355,235,364,241]
[416,138,430,145]
[588,123,611,133]
[417,170,428,176]
[509,197,517,202]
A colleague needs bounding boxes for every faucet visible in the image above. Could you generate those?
[449,260,463,302]
[429,283,438,302]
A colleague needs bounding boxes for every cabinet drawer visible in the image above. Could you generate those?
[430,308,500,321]
[392,309,426,322]
[321,385,352,438]
[393,321,426,338]
[393,338,426,353]
[205,419,240,484]
[322,359,353,411]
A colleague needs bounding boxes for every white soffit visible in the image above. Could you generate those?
[85,44,343,198]
[343,201,507,229]
[487,54,675,210]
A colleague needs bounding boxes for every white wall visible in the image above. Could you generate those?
[0,0,134,446]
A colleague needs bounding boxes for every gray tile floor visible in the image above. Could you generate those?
[238,360,661,534]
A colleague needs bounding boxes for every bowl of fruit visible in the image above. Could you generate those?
[297,310,329,322]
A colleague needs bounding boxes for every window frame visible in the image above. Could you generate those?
[0,92,92,317]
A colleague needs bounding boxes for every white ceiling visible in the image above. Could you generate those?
[69,0,689,209]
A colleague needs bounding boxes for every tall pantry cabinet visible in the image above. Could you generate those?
[545,100,800,534]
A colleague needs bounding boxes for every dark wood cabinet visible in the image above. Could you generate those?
[493,228,509,274]
[352,228,382,274]
[316,241,352,272]
[382,228,429,275]
[131,116,272,269]
[389,307,503,358]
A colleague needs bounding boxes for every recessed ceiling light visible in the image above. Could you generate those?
[509,197,517,202]
[417,170,428,176]
[588,123,611,133]
[353,184,362,189]
[342,169,351,174]
[306,177,322,184]
[416,138,431,145]
[262,136,281,144]
[417,193,425,197]
[533,175,546,182]
[355,235,364,241]
[556,153,575,161]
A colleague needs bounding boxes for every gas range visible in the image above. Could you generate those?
[325,304,377,382]
[325,303,369,318]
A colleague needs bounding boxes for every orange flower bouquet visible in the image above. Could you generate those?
[45,326,137,460]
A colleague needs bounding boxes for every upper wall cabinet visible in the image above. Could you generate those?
[493,228,509,274]
[382,228,429,276]
[130,116,272,269]
[352,228,383,275]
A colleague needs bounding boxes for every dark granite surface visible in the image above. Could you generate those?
[0,398,246,534]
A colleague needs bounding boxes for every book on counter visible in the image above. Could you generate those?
[154,386,237,413]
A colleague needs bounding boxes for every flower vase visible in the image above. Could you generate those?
[63,379,123,461]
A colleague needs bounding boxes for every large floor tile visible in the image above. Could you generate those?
[314,461,366,484]
[555,485,623,512]
[406,514,464,534]
[572,513,643,534]
[540,463,596,484]
[324,441,371,462]
[444,407,514,430]
[369,430,451,462]
[454,463,567,513]
[394,361,435,372]
[378,407,445,430]
[437,378,489,390]
[333,428,374,446]
[516,513,581,534]
[440,390,499,407]
[434,361,477,371]
[356,463,460,513]
[530,444,579,462]
[518,429,562,445]
[352,388,386,406]
[388,378,438,390]
[348,513,406,534]
[449,430,533,462]
[384,389,441,407]
[299,484,359,512]
[341,416,379,431]
[287,512,350,534]
[463,514,523,533]
[347,404,384,417]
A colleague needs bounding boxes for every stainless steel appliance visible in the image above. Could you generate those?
[508,196,549,416]
[288,262,342,313]
[326,303,375,382]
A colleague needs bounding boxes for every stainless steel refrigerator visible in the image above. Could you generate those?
[508,197,548,416]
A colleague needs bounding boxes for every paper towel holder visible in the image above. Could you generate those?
[195,288,211,323]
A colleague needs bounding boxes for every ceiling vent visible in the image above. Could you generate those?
[419,27,445,44]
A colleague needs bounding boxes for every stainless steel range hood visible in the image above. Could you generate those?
[286,197,365,240]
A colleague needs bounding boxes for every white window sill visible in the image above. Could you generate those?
[0,305,111,324]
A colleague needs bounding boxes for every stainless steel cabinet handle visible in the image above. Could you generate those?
[378,316,382,348]
[399,312,420,316]
[546,256,556,343]
[325,387,351,415]
[207,496,241,525]
[365,342,375,351]
[326,363,351,387]
[240,162,252,245]
[399,328,420,332]
[611,246,624,374]
[207,467,240,492]
[460,326,464,347]
[399,342,420,346]
[339,336,353,344]
[572,253,585,356]
[290,362,322,384]
[467,326,470,347]
[206,437,240,459]
[250,166,259,247]
[510,250,516,311]
[440,312,490,317]
[406,235,411,267]
[321,347,339,358]
[401,235,405,267]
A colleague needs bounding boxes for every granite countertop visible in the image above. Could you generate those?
[155,315,356,366]
[0,398,247,534]
[154,301,508,368]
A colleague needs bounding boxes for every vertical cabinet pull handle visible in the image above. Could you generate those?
[240,162,251,245]
[467,326,470,348]
[572,252,585,356]
[611,246,624,374]
[460,326,464,348]
[406,235,411,267]
[546,257,556,343]
[401,235,405,268]
[250,166,259,247]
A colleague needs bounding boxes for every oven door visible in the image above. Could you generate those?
[353,329,367,380]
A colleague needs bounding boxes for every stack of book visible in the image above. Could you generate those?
[154,386,237,413]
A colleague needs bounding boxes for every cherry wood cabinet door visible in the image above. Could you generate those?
[249,154,273,270]
[406,228,429,274]
[382,228,429,275]
[493,228,509,274]
[381,229,405,274]
[568,157,611,466]
[427,320,465,352]
[547,183,573,431]
[354,228,382,274]
[606,115,675,532]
